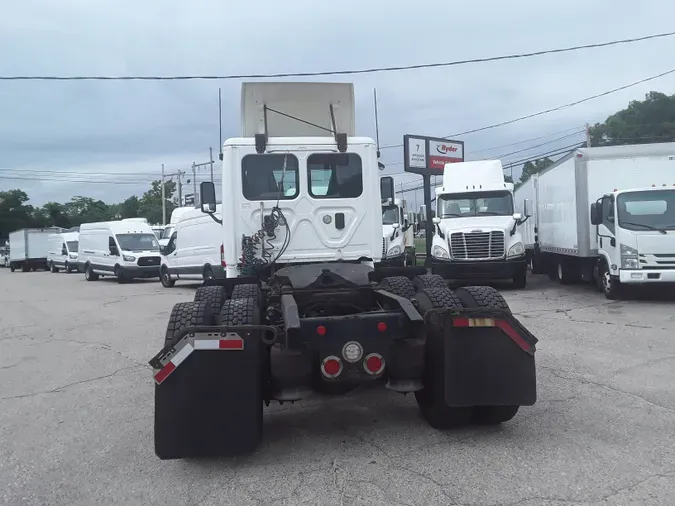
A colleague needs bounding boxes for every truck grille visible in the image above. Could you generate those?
[137,256,161,267]
[639,253,675,270]
[450,231,505,260]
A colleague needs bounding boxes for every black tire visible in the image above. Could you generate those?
[10,264,15,272]
[164,300,214,346]
[194,285,227,319]
[114,266,127,284]
[85,263,99,281]
[453,285,519,424]
[598,261,622,300]
[160,267,175,288]
[512,267,527,289]
[50,262,59,273]
[231,283,262,306]
[454,285,512,315]
[412,274,447,291]
[379,276,416,299]
[414,287,474,428]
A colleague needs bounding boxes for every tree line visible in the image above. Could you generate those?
[0,180,176,240]
[2,91,674,240]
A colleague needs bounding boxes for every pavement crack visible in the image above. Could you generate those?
[0,364,145,400]
[540,366,675,413]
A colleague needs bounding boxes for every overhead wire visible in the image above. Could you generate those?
[2,31,673,81]
[379,67,675,150]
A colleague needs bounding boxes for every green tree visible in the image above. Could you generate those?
[504,174,514,184]
[0,190,35,239]
[589,91,675,146]
[119,195,140,218]
[516,157,554,189]
[64,196,112,226]
[42,202,71,228]
[138,180,176,225]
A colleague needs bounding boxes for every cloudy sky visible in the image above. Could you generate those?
[1,0,674,209]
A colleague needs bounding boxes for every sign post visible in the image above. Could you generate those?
[403,135,464,264]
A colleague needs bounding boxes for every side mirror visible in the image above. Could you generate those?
[523,199,532,218]
[200,181,217,213]
[392,223,400,229]
[590,202,602,225]
[380,176,395,202]
[419,205,427,222]
[512,212,523,222]
[432,217,441,225]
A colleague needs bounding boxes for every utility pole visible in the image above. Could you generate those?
[161,164,166,225]
[177,171,183,206]
[191,161,197,204]
[585,123,592,147]
[209,147,214,182]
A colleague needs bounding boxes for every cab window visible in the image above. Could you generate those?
[241,154,299,201]
[308,153,363,199]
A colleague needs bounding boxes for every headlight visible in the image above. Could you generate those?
[507,242,525,258]
[122,254,136,262]
[69,253,77,259]
[387,245,402,256]
[620,244,639,269]
[432,244,449,259]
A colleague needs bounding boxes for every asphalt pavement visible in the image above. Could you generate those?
[1,269,674,505]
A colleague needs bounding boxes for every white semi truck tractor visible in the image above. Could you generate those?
[380,195,416,266]
[149,82,539,460]
[429,160,531,288]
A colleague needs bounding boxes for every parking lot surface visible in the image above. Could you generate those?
[1,270,674,505]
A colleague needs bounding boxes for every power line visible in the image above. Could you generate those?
[2,31,674,81]
[380,67,675,149]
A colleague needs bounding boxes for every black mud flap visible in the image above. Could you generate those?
[152,326,266,459]
[437,310,537,407]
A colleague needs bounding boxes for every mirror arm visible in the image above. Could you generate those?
[207,213,223,225]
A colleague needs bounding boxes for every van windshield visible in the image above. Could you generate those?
[116,233,159,252]
[66,241,78,252]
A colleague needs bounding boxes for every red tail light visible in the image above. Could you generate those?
[220,244,226,267]
[363,353,385,375]
[321,356,342,378]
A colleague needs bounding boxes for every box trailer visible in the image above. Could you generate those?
[523,143,675,298]
[9,227,63,272]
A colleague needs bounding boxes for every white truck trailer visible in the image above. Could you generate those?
[9,227,63,272]
[429,159,531,288]
[523,143,675,298]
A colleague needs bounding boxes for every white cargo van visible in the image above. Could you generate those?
[47,231,79,273]
[78,220,162,282]
[160,205,224,287]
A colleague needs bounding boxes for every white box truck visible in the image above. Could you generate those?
[9,227,63,272]
[523,143,675,298]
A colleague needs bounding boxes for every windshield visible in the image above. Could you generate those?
[66,241,78,252]
[617,190,675,231]
[438,191,514,218]
[161,226,175,240]
[115,233,159,252]
[382,206,399,225]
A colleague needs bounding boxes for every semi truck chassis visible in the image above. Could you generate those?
[150,264,537,460]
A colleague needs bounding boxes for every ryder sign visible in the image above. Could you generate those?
[403,134,464,175]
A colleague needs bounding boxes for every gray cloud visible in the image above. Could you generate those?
[1,0,674,206]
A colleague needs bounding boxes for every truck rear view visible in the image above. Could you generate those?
[149,82,539,460]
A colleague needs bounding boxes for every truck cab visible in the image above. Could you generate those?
[380,196,416,266]
[591,185,675,297]
[429,160,530,288]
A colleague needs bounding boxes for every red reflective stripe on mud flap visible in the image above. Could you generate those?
[153,342,195,385]
[219,339,243,350]
[452,317,531,352]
